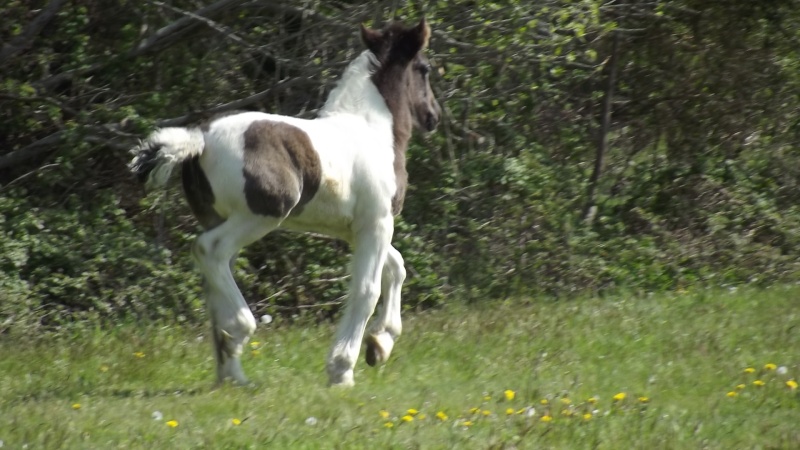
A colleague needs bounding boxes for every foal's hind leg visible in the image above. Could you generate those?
[193,214,278,384]
[365,246,405,366]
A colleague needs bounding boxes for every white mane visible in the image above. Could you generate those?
[318,50,388,121]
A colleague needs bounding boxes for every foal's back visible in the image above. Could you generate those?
[197,110,397,242]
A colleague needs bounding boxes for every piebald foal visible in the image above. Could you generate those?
[130,19,441,387]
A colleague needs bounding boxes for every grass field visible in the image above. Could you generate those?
[1,285,799,449]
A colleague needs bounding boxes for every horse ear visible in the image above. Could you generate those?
[361,24,384,55]
[393,18,430,61]
[415,17,431,50]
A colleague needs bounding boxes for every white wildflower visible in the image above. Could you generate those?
[152,411,163,421]
[261,314,273,325]
[305,416,318,426]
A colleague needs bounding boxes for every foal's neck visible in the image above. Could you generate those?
[319,52,414,215]
[318,52,390,126]
[372,63,413,149]
[370,63,414,214]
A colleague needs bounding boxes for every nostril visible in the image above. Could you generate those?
[425,113,437,131]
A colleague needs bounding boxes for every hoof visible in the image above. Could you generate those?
[364,335,382,367]
[364,332,393,367]
[328,370,355,388]
[326,354,355,387]
[214,373,250,387]
[217,353,249,386]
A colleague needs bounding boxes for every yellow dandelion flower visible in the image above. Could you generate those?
[540,415,553,423]
[612,392,626,402]
[560,398,572,405]
[166,420,178,428]
[587,397,598,404]
[481,410,491,416]
[436,411,448,421]
[462,420,474,427]
[753,380,765,387]
[764,363,777,371]
[231,418,242,426]
[539,399,549,405]
[99,365,109,373]
[249,341,260,349]
[638,396,650,403]
[506,408,515,415]
[418,413,426,420]
[583,413,592,420]
[736,384,746,390]
[384,421,394,429]
[401,415,414,422]
[504,389,515,401]
[133,352,145,358]
[483,395,492,401]
[379,410,390,419]
[726,391,738,398]
[787,380,798,390]
[561,409,573,417]
[72,403,81,410]
[744,367,756,374]
[406,408,419,416]
[469,407,480,414]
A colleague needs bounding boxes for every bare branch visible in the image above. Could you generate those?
[0,0,68,63]
[0,131,65,171]
[135,0,247,54]
[0,164,60,193]
[582,31,621,223]
[156,77,309,128]
[0,77,311,170]
[36,0,248,91]
[148,0,251,48]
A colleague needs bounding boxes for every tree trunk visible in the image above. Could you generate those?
[582,31,620,224]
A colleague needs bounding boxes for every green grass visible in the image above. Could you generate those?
[2,286,799,449]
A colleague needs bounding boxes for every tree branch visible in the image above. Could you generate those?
[36,0,248,91]
[0,131,66,171]
[156,77,308,127]
[0,0,68,63]
[0,77,309,170]
[582,31,620,223]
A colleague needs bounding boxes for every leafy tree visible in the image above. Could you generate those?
[2,0,799,330]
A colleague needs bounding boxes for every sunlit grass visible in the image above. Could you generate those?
[1,285,799,448]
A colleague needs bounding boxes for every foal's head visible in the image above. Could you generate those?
[361,18,442,133]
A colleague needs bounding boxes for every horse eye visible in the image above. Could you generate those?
[419,64,431,76]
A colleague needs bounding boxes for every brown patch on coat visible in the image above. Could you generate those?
[242,120,322,217]
[182,155,224,230]
[179,112,248,231]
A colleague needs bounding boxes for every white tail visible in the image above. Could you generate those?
[129,127,205,191]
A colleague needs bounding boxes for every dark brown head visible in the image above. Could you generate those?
[361,18,442,134]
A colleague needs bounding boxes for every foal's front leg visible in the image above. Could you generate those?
[327,217,392,387]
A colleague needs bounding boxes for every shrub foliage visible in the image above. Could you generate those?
[2,0,799,328]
